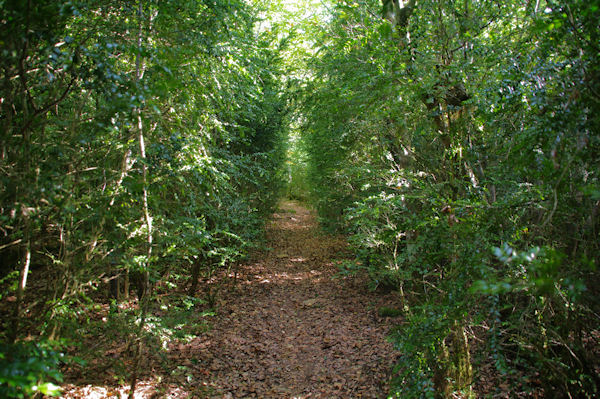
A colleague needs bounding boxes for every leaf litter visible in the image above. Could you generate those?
[193,201,400,398]
[61,201,400,398]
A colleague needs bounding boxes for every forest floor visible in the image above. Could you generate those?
[62,201,401,398]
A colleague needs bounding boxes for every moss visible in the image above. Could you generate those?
[433,323,473,398]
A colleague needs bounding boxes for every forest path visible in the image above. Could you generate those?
[62,201,399,398]
[189,200,399,398]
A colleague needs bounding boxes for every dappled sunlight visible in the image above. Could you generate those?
[290,256,307,263]
[61,200,398,398]
[62,379,188,399]
[165,200,400,398]
[252,269,325,284]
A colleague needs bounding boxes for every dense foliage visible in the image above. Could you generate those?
[299,0,599,397]
[2,0,599,397]
[0,0,288,395]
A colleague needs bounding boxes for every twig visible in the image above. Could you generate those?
[0,238,22,251]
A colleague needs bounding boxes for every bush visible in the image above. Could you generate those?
[0,341,64,398]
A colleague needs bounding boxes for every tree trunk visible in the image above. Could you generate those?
[129,2,152,397]
[433,322,473,398]
[10,235,31,344]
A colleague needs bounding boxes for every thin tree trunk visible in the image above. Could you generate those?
[135,0,152,284]
[128,296,148,399]
[10,235,31,344]
[128,2,152,397]
[11,16,34,342]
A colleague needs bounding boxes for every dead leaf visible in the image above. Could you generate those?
[302,298,319,307]
[59,201,399,399]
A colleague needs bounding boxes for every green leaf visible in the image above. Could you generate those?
[36,382,62,396]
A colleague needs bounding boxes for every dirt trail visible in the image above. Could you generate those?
[62,201,399,398]
[190,201,399,398]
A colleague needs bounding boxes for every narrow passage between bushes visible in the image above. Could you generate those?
[186,200,399,398]
[62,201,400,398]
